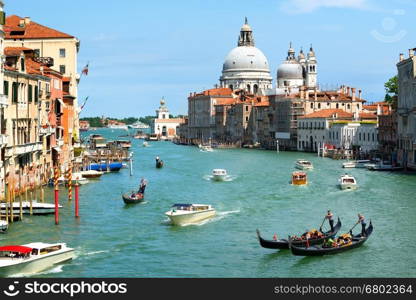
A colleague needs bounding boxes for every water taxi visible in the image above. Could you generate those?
[291,171,307,185]
[0,220,8,232]
[165,204,216,226]
[0,242,74,277]
[342,160,371,168]
[339,174,357,190]
[295,159,313,170]
[212,169,227,181]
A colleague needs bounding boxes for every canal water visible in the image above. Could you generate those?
[1,128,416,277]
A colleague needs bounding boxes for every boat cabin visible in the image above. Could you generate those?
[171,204,210,212]
[0,246,32,259]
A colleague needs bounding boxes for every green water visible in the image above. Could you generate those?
[1,128,416,277]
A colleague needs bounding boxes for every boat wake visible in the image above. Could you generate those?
[8,265,64,278]
[203,175,237,182]
[83,250,110,256]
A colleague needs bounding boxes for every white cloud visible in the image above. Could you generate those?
[280,0,371,14]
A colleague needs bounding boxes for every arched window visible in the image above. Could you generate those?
[162,126,167,136]
[318,103,321,109]
[310,103,313,109]
[247,84,251,93]
[229,84,233,90]
[253,84,258,94]
[336,103,339,109]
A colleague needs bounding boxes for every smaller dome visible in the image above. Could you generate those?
[241,23,252,31]
[277,61,303,80]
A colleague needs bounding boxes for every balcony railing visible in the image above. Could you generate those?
[5,142,43,156]
[39,126,55,136]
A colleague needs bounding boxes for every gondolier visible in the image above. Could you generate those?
[138,178,148,194]
[325,210,334,232]
[357,214,367,236]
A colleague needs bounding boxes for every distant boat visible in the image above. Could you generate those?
[295,159,313,170]
[0,201,62,215]
[291,171,307,185]
[342,160,371,168]
[79,170,103,179]
[143,142,149,147]
[122,193,145,204]
[212,169,227,181]
[366,161,403,171]
[128,122,150,129]
[156,159,164,168]
[107,124,128,130]
[88,162,123,172]
[339,174,357,190]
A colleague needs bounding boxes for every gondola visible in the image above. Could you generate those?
[156,160,164,168]
[290,221,373,256]
[256,218,341,250]
[122,192,144,204]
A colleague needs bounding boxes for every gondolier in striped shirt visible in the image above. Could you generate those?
[325,210,334,232]
[357,214,367,236]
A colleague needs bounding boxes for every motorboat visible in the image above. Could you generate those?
[200,145,213,152]
[79,170,103,179]
[212,169,227,181]
[0,242,74,277]
[366,161,404,171]
[58,173,89,185]
[143,142,149,147]
[339,174,357,190]
[165,204,216,226]
[88,162,123,172]
[342,160,371,168]
[0,220,8,233]
[295,159,313,170]
[0,201,62,215]
[291,171,307,185]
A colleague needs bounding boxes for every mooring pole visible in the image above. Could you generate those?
[54,166,59,225]
[75,181,80,218]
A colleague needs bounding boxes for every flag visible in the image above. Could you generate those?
[81,63,89,76]
[80,96,89,111]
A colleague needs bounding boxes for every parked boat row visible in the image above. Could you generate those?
[342,159,404,171]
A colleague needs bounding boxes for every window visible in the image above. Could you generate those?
[245,106,248,112]
[347,104,350,109]
[59,65,66,74]
[310,103,313,109]
[34,49,40,57]
[3,81,9,96]
[59,48,66,58]
[28,85,33,102]
[245,116,249,122]
[21,58,25,72]
[336,103,339,109]
[34,86,39,103]
[12,82,18,103]
[318,103,321,109]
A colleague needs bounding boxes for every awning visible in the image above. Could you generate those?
[56,98,66,108]
[0,245,33,253]
[52,146,62,153]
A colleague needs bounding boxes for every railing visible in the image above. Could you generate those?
[39,126,55,136]
[6,142,43,156]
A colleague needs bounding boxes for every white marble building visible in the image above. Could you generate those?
[152,98,185,139]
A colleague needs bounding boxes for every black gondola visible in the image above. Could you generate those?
[156,160,164,168]
[256,218,341,250]
[122,193,144,204]
[290,221,373,256]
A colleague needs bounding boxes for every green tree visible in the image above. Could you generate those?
[384,75,398,107]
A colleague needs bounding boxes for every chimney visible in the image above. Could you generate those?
[351,88,356,101]
[314,88,317,101]
[358,89,362,99]
[19,19,25,27]
[377,104,382,116]
[24,17,31,25]
[409,49,415,58]
[346,86,351,96]
[399,53,404,61]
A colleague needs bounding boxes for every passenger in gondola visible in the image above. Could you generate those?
[325,210,334,232]
[357,214,367,237]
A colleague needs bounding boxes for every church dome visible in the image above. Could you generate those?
[222,46,270,73]
[277,61,303,80]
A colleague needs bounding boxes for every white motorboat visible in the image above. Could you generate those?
[143,141,149,147]
[0,201,62,215]
[79,170,103,179]
[58,173,89,185]
[295,159,313,170]
[366,161,404,171]
[200,145,213,152]
[165,204,216,226]
[0,220,8,232]
[342,160,371,168]
[339,174,357,190]
[0,242,74,277]
[212,169,227,181]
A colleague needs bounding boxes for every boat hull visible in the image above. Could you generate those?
[340,183,357,190]
[0,221,8,233]
[89,163,122,172]
[122,194,144,204]
[212,175,226,181]
[0,202,62,215]
[0,249,74,277]
[166,210,216,226]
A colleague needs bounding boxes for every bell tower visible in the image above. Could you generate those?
[306,45,317,88]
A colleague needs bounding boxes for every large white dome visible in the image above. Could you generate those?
[222,46,270,73]
[277,61,303,80]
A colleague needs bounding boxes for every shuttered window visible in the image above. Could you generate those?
[28,85,33,102]
[12,82,18,103]
[3,81,9,96]
[34,86,39,103]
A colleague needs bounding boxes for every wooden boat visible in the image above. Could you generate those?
[256,218,341,250]
[291,171,307,185]
[0,201,63,215]
[122,193,144,204]
[156,160,164,168]
[290,221,373,256]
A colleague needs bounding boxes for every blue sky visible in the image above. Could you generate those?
[6,0,416,118]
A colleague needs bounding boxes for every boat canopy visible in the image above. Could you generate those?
[0,245,33,253]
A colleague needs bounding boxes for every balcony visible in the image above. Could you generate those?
[33,56,54,67]
[39,126,55,136]
[0,93,8,106]
[6,142,43,156]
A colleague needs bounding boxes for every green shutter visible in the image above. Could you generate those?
[34,86,39,103]
[0,12,5,26]
[28,85,33,102]
[3,81,9,96]
[12,82,18,103]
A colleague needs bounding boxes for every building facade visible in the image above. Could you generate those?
[396,48,416,170]
[152,98,185,139]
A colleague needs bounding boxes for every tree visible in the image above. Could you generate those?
[384,75,398,106]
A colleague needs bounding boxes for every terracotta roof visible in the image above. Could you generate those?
[191,88,233,98]
[4,46,32,56]
[26,58,54,75]
[254,101,270,107]
[62,77,71,82]
[359,112,377,119]
[300,109,353,119]
[5,15,75,39]
[214,98,236,106]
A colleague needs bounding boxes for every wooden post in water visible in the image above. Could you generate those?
[40,185,44,203]
[68,164,72,201]
[75,181,79,218]
[5,183,9,223]
[54,166,59,225]
[129,155,133,176]
[10,182,14,223]
[29,188,33,216]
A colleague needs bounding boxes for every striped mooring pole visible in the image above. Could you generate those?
[67,164,72,201]
[54,166,60,225]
